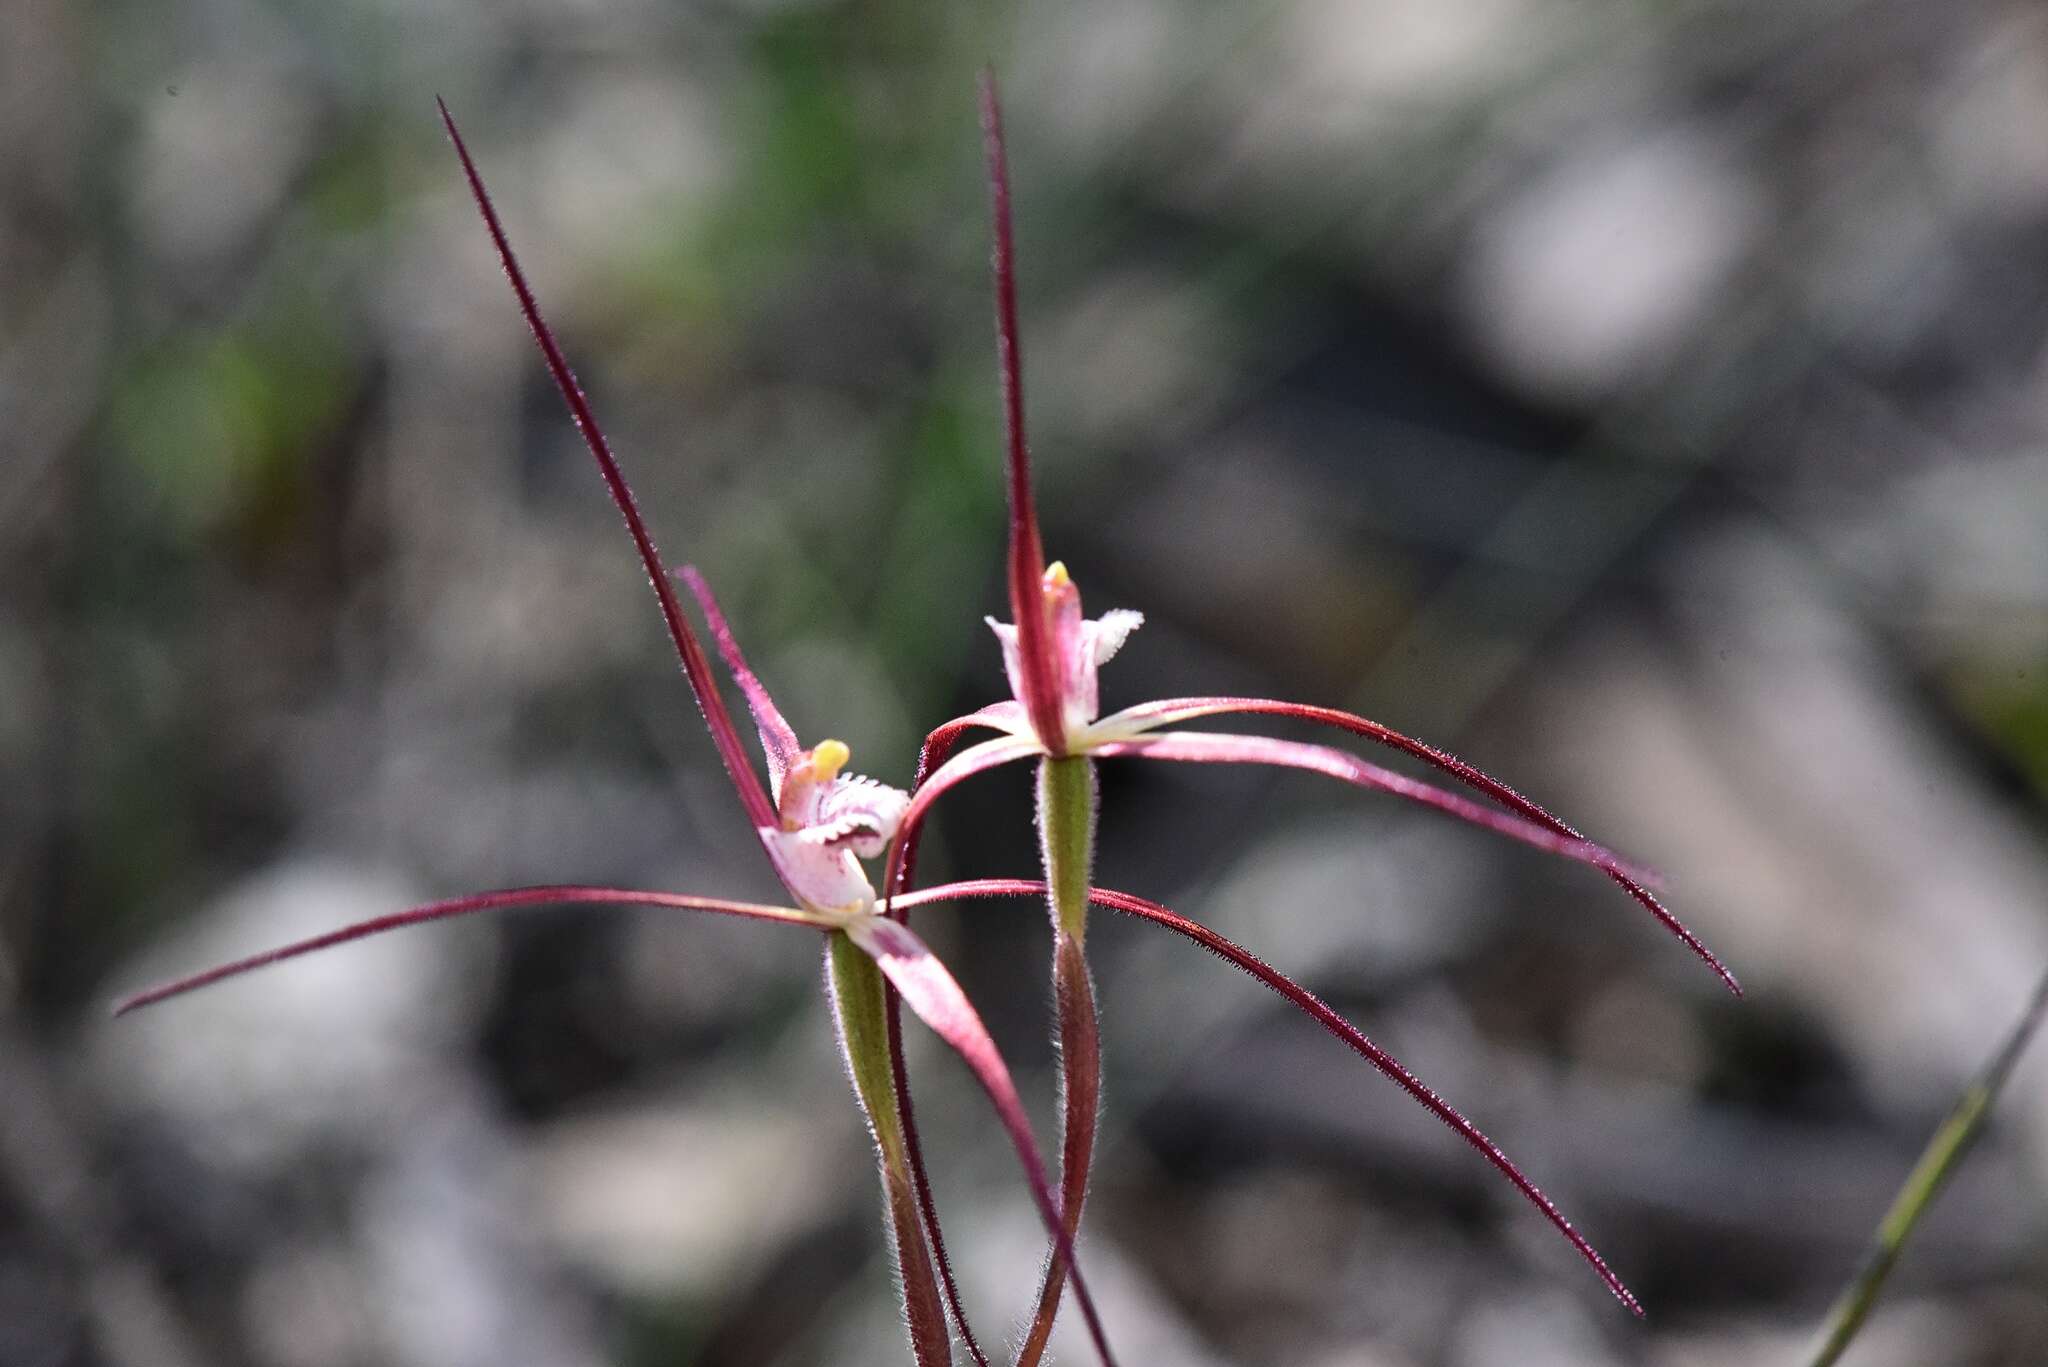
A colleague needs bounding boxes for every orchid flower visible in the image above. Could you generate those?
[875,72,1745,1361]
[113,100,1127,1367]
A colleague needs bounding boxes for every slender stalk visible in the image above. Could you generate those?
[1019,931,1098,1365]
[886,729,993,1365]
[828,933,952,1367]
[1020,756,1102,1360]
[1804,964,2048,1367]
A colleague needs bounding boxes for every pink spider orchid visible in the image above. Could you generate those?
[870,73,1745,1363]
[113,99,1130,1367]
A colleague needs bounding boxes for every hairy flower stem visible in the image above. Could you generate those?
[1021,756,1102,1360]
[829,932,952,1367]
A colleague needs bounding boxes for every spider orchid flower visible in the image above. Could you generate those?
[874,72,1745,1362]
[112,100,1127,1367]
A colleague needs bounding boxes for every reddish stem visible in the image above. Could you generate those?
[1018,931,1100,1364]
[883,723,992,1365]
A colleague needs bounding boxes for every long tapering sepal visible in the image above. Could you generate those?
[113,886,837,1016]
[1085,731,1664,887]
[1086,886,1643,1315]
[889,878,1643,1315]
[1098,696,1739,994]
[437,100,777,832]
[979,71,1066,754]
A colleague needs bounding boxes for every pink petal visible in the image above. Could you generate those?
[985,618,1033,726]
[888,877,1642,1316]
[990,608,1143,738]
[1084,610,1143,669]
[879,734,1040,914]
[845,915,1119,1365]
[883,715,1013,906]
[1087,731,1663,887]
[113,885,831,1015]
[438,103,777,833]
[888,877,1057,914]
[936,700,1032,748]
[1047,572,1089,720]
[676,567,801,794]
[1099,696,1738,996]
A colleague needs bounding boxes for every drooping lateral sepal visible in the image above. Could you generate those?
[888,877,1643,1315]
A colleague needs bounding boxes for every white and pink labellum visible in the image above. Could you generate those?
[759,740,910,913]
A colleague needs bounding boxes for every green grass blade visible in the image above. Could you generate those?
[1805,963,2048,1367]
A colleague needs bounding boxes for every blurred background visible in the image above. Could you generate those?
[6,0,2048,1363]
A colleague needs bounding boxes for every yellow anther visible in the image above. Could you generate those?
[811,739,851,781]
[1044,560,1072,589]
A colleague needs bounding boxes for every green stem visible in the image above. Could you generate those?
[828,932,951,1367]
[1038,756,1097,941]
[1805,964,2048,1367]
[1018,757,1101,1365]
